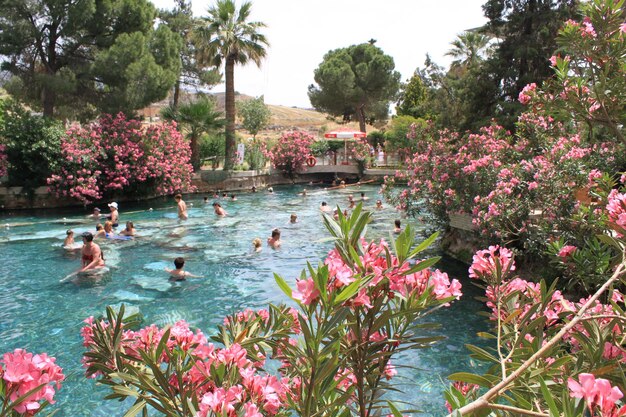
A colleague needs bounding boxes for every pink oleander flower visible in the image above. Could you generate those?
[620,22,626,33]
[558,245,577,259]
[469,246,516,280]
[292,278,320,305]
[569,373,624,416]
[1,349,65,414]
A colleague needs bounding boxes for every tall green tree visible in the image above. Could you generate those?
[159,0,221,109]
[195,0,268,171]
[480,0,579,127]
[161,95,224,171]
[0,0,181,119]
[396,71,429,119]
[446,31,491,70]
[238,96,271,139]
[308,42,401,133]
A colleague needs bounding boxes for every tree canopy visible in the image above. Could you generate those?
[238,96,271,139]
[0,0,181,119]
[308,42,401,133]
[194,0,268,170]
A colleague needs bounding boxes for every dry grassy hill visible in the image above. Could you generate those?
[142,91,368,139]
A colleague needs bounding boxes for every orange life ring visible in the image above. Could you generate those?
[306,155,317,167]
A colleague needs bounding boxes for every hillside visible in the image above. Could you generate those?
[140,91,366,138]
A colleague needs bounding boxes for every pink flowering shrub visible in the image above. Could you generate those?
[266,131,314,176]
[82,305,298,417]
[382,111,626,258]
[445,242,626,415]
[47,113,195,203]
[0,143,7,178]
[1,348,64,416]
[349,139,373,173]
[524,0,626,143]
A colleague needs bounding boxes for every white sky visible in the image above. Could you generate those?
[152,0,488,108]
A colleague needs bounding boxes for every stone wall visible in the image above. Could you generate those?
[0,167,397,211]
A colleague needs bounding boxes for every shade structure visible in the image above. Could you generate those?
[324,130,367,164]
[324,130,367,139]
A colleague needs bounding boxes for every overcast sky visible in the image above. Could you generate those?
[151,0,488,108]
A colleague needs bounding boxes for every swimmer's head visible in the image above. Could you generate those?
[66,229,73,236]
[395,219,401,227]
[126,221,134,229]
[212,202,221,207]
[81,231,94,242]
[376,200,382,206]
[96,224,103,231]
[290,214,297,222]
[104,221,113,232]
[321,201,327,206]
[231,194,236,199]
[204,197,208,201]
[271,228,281,239]
[348,194,354,200]
[175,194,182,201]
[93,207,101,213]
[253,238,262,248]
[174,257,185,270]
[268,187,273,193]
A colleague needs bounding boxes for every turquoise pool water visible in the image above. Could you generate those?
[0,185,489,416]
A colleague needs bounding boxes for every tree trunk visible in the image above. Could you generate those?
[173,79,181,110]
[357,104,367,134]
[42,86,55,118]
[190,134,200,171]
[223,56,236,171]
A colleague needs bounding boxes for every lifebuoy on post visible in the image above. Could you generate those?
[306,155,317,167]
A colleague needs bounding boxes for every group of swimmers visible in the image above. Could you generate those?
[62,185,403,281]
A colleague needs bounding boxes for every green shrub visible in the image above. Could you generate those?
[1,101,64,190]
[199,133,225,169]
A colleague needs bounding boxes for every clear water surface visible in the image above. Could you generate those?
[0,185,489,416]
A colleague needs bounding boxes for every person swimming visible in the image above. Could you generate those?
[175,194,188,220]
[80,232,105,271]
[289,213,298,224]
[320,201,332,212]
[267,228,281,249]
[94,224,106,239]
[394,219,402,234]
[119,221,136,237]
[252,238,263,253]
[103,221,116,238]
[165,257,201,281]
[375,200,384,210]
[63,229,81,250]
[213,202,227,217]
[107,202,119,227]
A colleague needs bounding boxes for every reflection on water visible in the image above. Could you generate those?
[0,184,489,416]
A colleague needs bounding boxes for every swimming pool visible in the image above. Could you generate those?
[0,184,489,416]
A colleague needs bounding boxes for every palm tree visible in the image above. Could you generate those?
[161,96,225,171]
[446,32,491,69]
[195,0,268,170]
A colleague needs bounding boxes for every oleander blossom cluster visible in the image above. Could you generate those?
[569,374,626,417]
[469,246,626,363]
[81,317,296,417]
[47,113,195,203]
[0,143,7,178]
[382,113,625,251]
[293,238,462,307]
[266,131,315,175]
[350,139,372,165]
[1,349,64,415]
